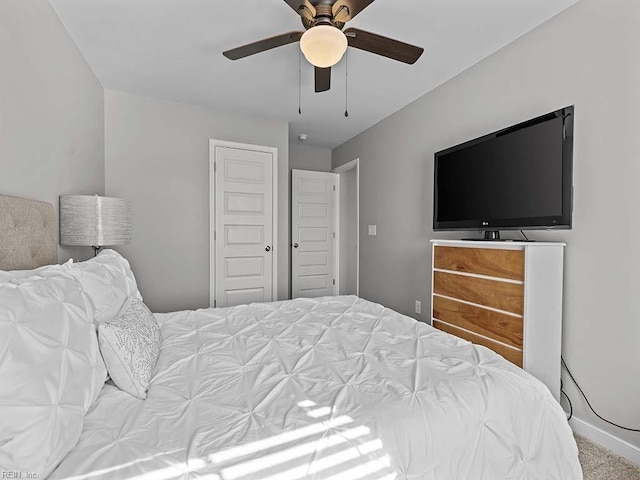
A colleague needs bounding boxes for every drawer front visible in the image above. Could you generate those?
[433,271,524,316]
[433,320,523,367]
[434,246,525,281]
[433,296,523,349]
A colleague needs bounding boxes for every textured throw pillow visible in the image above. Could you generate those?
[98,297,161,399]
[0,276,107,477]
[63,249,143,324]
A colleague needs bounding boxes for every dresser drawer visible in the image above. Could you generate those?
[433,320,523,367]
[433,295,523,349]
[433,271,524,315]
[434,246,524,281]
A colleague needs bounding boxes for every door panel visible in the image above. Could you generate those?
[299,226,329,243]
[224,193,264,215]
[215,146,274,307]
[299,274,330,291]
[224,288,265,306]
[299,203,328,218]
[225,225,264,245]
[224,159,265,183]
[292,170,337,298]
[298,178,330,195]
[224,257,264,278]
[299,251,329,266]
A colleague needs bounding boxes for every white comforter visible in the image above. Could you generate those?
[52,296,582,480]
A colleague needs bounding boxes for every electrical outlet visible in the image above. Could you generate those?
[368,225,377,236]
[415,300,422,315]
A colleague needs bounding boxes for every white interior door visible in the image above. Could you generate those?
[339,166,358,295]
[211,143,277,307]
[292,169,337,298]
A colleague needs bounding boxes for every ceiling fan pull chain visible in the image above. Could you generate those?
[298,49,302,115]
[344,49,349,118]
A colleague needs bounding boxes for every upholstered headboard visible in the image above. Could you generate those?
[0,195,58,270]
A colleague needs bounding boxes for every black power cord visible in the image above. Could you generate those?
[560,379,573,420]
[561,356,640,432]
[519,230,530,241]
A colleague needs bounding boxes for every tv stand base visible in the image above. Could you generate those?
[462,230,502,241]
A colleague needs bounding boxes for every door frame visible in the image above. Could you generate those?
[209,139,278,307]
[332,158,360,296]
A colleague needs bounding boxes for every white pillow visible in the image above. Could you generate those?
[63,249,142,324]
[0,259,74,283]
[0,276,107,477]
[98,297,161,399]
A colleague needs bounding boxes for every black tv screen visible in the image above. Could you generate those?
[433,106,574,232]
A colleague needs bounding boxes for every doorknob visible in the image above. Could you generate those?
[265,246,271,252]
[293,243,299,248]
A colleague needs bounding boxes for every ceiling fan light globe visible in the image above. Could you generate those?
[300,25,348,68]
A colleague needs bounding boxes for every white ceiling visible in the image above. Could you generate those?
[49,0,579,148]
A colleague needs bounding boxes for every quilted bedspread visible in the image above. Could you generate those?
[52,296,582,480]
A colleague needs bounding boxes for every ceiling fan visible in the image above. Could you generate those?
[223,0,424,93]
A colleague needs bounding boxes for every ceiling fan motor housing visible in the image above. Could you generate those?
[301,4,345,30]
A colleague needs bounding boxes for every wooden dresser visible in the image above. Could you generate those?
[430,240,565,400]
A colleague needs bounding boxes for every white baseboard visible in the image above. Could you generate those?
[570,416,640,467]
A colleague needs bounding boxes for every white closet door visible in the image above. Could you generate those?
[292,169,337,298]
[214,145,274,307]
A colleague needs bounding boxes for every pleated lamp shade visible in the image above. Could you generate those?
[60,195,132,247]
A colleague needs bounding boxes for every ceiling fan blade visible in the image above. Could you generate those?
[282,0,316,21]
[223,32,303,60]
[344,28,424,64]
[315,67,331,93]
[332,0,376,23]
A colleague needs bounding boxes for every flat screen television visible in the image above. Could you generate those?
[433,106,574,239]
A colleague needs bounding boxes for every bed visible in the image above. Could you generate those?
[0,195,582,480]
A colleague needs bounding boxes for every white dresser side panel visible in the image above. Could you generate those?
[523,245,565,401]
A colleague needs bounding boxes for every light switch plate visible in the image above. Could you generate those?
[368,225,377,236]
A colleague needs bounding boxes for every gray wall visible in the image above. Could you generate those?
[0,0,105,262]
[289,144,332,173]
[333,0,640,447]
[105,90,289,312]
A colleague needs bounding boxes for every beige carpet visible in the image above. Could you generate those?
[577,435,640,480]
